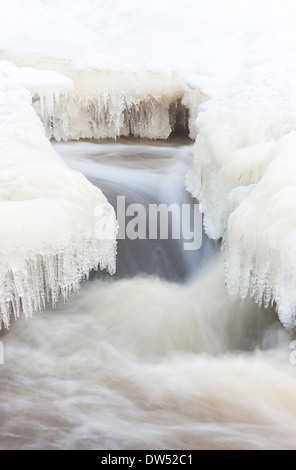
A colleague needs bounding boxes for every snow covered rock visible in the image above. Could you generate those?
[0,62,117,328]
[187,63,296,327]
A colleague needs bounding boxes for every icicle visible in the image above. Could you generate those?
[187,63,296,327]
[29,68,188,140]
[0,61,117,329]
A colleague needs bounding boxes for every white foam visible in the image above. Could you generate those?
[0,257,293,450]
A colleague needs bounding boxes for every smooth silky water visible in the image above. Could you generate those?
[0,138,295,450]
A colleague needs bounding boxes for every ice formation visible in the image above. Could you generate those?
[31,67,188,141]
[187,64,296,327]
[0,62,117,328]
[2,59,191,140]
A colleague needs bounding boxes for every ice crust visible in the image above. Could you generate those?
[0,62,117,328]
[32,68,188,141]
[3,1,296,326]
[187,64,296,327]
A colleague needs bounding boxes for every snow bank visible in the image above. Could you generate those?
[0,61,189,141]
[0,62,117,328]
[226,133,296,328]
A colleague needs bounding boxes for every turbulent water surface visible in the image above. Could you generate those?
[1,139,296,450]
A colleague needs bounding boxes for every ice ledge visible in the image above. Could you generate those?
[2,58,201,140]
[26,63,189,140]
[0,61,117,328]
[187,64,296,328]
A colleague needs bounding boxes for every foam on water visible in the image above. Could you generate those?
[0,254,294,450]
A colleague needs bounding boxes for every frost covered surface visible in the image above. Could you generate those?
[187,62,296,326]
[32,68,187,140]
[0,0,267,140]
[226,133,296,328]
[0,63,117,328]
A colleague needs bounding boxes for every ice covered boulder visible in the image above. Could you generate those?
[187,63,296,327]
[0,62,117,328]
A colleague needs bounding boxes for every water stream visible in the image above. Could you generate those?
[54,138,217,281]
[0,138,295,450]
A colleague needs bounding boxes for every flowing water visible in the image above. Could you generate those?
[55,138,217,281]
[0,138,296,450]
